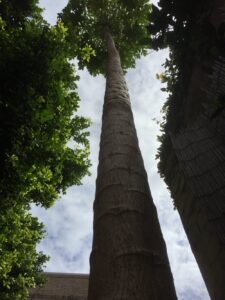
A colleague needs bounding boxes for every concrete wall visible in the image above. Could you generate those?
[29,273,88,300]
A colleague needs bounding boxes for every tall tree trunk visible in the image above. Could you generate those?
[88,29,177,300]
[159,2,225,299]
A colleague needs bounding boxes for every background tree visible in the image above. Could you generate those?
[0,1,90,298]
[149,0,225,298]
[61,1,177,299]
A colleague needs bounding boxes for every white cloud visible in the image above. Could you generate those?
[39,0,68,24]
[32,1,210,299]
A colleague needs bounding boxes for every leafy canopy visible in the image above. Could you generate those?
[0,0,41,26]
[60,0,151,74]
[0,206,48,300]
[0,0,91,298]
[0,5,91,210]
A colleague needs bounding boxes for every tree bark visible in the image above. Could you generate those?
[88,29,177,300]
[159,2,225,299]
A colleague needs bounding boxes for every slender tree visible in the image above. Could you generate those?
[61,1,177,299]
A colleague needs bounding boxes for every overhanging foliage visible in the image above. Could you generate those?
[0,0,91,298]
[60,0,151,75]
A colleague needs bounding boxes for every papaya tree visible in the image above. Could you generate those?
[60,1,177,299]
[0,0,90,298]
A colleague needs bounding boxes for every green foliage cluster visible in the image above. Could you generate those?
[0,207,46,299]
[0,17,90,210]
[148,0,221,179]
[0,1,90,298]
[60,0,151,75]
[0,0,41,26]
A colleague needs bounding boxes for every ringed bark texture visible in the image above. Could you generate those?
[88,30,177,300]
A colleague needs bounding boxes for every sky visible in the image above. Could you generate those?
[32,1,210,299]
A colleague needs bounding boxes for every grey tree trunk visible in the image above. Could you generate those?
[88,29,177,300]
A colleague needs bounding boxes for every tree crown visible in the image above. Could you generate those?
[0,0,41,26]
[60,0,151,75]
[0,6,91,209]
[0,1,91,297]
